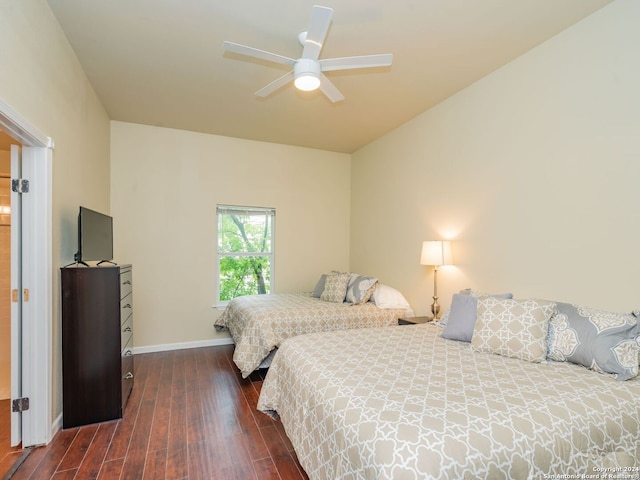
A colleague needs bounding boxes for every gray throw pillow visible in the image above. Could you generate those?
[311,274,327,298]
[441,294,478,342]
[547,302,640,381]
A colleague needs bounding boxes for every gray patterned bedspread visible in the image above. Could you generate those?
[214,293,406,378]
[258,323,640,480]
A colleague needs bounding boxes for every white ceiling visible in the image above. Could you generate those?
[46,0,612,154]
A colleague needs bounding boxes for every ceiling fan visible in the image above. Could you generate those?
[222,5,393,103]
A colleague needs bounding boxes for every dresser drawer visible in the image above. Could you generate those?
[120,293,133,325]
[122,331,134,355]
[121,337,134,407]
[121,314,133,349]
[120,268,133,299]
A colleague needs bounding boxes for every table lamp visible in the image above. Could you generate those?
[420,240,453,319]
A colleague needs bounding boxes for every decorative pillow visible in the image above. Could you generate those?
[311,274,327,298]
[320,272,350,303]
[345,274,378,305]
[312,270,343,297]
[440,293,479,342]
[438,289,514,326]
[471,297,556,363]
[547,303,640,381]
[438,308,451,325]
[371,284,411,310]
[465,288,514,300]
[636,311,640,367]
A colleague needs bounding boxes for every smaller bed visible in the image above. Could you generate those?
[215,293,407,378]
[215,289,411,378]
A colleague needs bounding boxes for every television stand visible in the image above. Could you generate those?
[97,259,118,266]
[62,261,89,268]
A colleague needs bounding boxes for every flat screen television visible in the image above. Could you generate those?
[74,206,114,265]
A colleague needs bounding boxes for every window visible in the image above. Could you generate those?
[217,205,275,305]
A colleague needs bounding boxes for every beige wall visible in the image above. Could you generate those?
[110,121,351,348]
[0,1,111,421]
[351,0,640,317]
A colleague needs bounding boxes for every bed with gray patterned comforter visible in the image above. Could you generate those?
[257,323,640,480]
[214,293,407,378]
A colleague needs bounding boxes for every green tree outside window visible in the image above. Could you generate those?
[217,206,274,303]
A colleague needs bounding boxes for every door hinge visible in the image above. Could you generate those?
[11,289,28,302]
[11,178,29,193]
[12,397,29,413]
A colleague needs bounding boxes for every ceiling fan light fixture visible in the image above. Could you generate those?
[294,74,320,91]
[294,58,321,91]
[223,5,392,102]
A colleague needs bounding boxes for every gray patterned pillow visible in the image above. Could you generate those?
[472,297,556,363]
[320,272,350,303]
[345,274,378,305]
[634,310,640,367]
[547,303,640,381]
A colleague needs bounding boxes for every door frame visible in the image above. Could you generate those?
[0,97,53,447]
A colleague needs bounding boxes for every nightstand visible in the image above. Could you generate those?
[398,316,434,325]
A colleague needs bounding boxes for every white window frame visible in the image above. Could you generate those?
[216,205,275,307]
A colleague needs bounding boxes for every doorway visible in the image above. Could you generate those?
[1,150,10,399]
[0,130,23,477]
[0,98,54,455]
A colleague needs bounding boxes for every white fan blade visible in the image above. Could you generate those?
[302,6,333,60]
[319,74,344,103]
[320,54,393,72]
[223,41,295,67]
[255,71,295,98]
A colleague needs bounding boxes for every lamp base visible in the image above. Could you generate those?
[431,296,440,319]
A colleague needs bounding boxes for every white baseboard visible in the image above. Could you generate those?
[132,337,234,355]
[51,412,62,440]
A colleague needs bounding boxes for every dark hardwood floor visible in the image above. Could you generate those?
[8,344,308,479]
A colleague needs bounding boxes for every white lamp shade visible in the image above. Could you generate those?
[420,240,453,266]
[294,58,321,91]
[294,74,320,91]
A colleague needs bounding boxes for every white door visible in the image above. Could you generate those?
[10,144,23,446]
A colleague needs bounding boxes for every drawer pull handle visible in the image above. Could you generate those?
[123,280,132,285]
[124,372,134,380]
[123,304,131,309]
[123,326,132,332]
[124,350,133,356]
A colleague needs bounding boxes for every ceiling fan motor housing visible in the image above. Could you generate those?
[297,31,308,46]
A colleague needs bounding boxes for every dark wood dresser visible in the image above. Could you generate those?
[61,264,134,428]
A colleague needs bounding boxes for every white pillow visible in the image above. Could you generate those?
[372,284,411,309]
